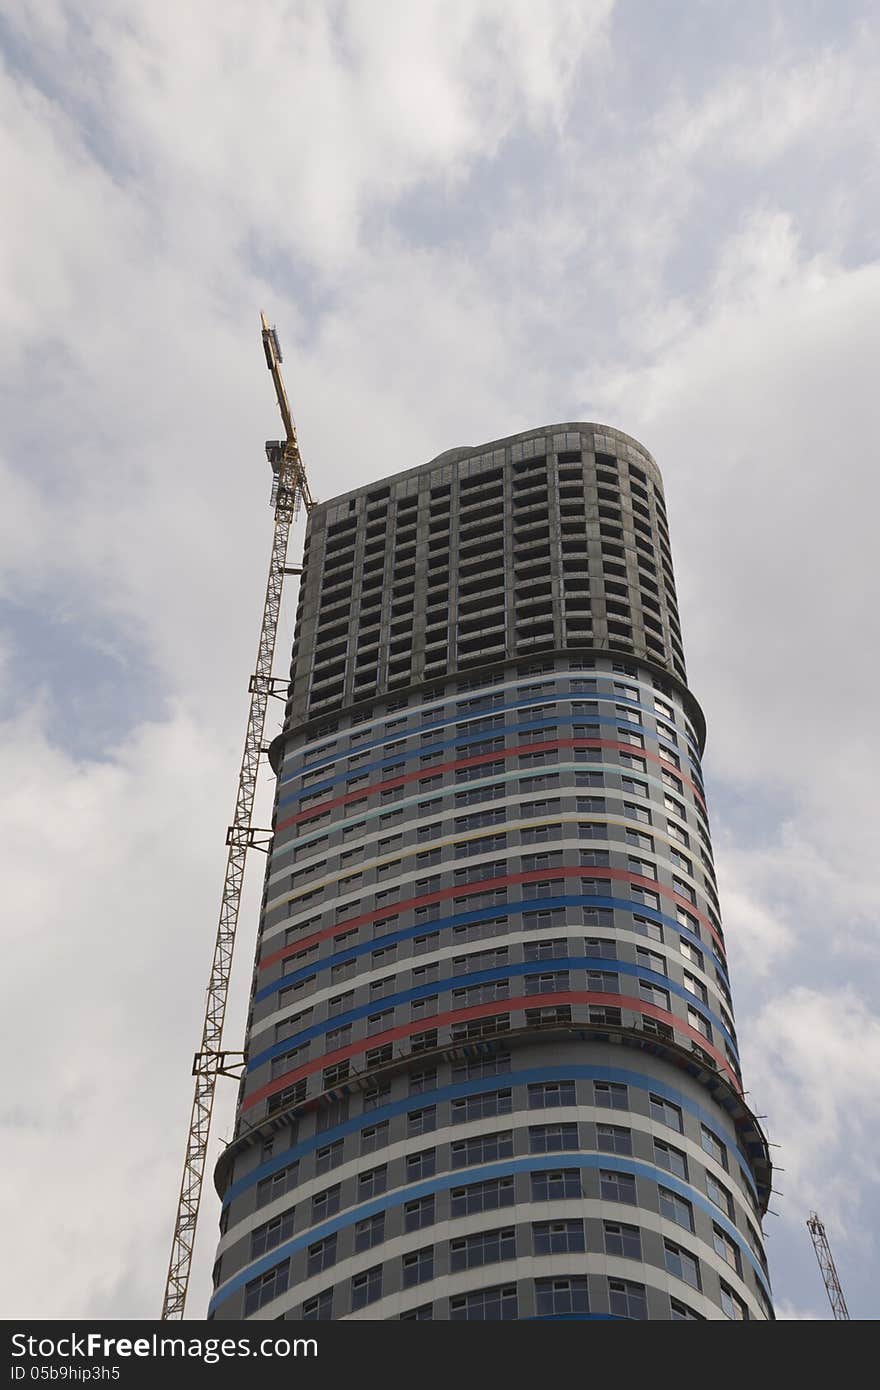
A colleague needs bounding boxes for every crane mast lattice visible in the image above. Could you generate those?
[160,315,313,1320]
[807,1212,850,1321]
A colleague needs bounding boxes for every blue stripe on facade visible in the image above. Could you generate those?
[248,958,736,1071]
[277,713,692,809]
[531,1314,627,1320]
[254,895,728,1005]
[210,1150,769,1316]
[284,689,701,783]
[221,1064,759,1210]
[273,761,711,862]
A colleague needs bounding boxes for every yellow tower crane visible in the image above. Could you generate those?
[160,316,314,1319]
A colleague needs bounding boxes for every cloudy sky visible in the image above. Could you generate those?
[2,0,878,1321]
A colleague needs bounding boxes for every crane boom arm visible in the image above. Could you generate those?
[260,311,314,511]
[807,1212,850,1320]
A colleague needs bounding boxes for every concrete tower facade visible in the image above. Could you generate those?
[209,424,773,1322]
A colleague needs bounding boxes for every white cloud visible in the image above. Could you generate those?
[744,989,880,1236]
[774,1298,822,1320]
[599,239,880,984]
[655,34,880,168]
[2,0,614,283]
[0,698,260,1315]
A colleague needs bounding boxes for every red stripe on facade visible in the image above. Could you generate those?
[277,739,705,833]
[241,992,740,1109]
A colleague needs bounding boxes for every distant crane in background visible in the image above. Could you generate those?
[160,316,314,1319]
[807,1212,850,1320]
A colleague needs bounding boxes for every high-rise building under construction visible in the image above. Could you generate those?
[208,423,774,1321]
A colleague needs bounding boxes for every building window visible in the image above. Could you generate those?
[670,1297,704,1320]
[626,829,654,852]
[404,1195,436,1231]
[363,1083,391,1112]
[630,887,660,910]
[641,1015,673,1041]
[307,1233,337,1277]
[451,1131,514,1166]
[450,1227,516,1270]
[673,875,695,903]
[322,1061,350,1088]
[600,1169,636,1203]
[314,1138,344,1174]
[688,1005,712,1040]
[586,969,618,993]
[596,1123,632,1155]
[653,1138,688,1180]
[451,1089,512,1122]
[604,1221,642,1259]
[301,1288,333,1320]
[632,914,663,942]
[720,1281,750,1320]
[451,1177,515,1216]
[413,931,441,956]
[594,1081,628,1110]
[351,1266,383,1311]
[701,1124,728,1169]
[677,906,700,936]
[713,1224,742,1275]
[310,1185,341,1222]
[532,1219,585,1255]
[636,945,666,975]
[407,1106,437,1136]
[406,1149,436,1182]
[531,1169,582,1201]
[402,1246,434,1287]
[409,1066,438,1094]
[243,1260,289,1316]
[535,1277,590,1317]
[658,1186,694,1232]
[648,1094,683,1131]
[452,1052,512,1081]
[608,1279,647,1320]
[361,1120,389,1154]
[585,935,616,958]
[410,1028,440,1053]
[401,1303,434,1321]
[367,1008,394,1034]
[529,1122,579,1153]
[706,1172,734,1218]
[256,1162,299,1209]
[529,1080,576,1108]
[664,1239,701,1290]
[250,1206,295,1259]
[679,937,703,968]
[524,934,568,959]
[525,970,570,994]
[358,1165,387,1199]
[449,1285,518,1321]
[639,980,670,1009]
[354,1213,385,1252]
